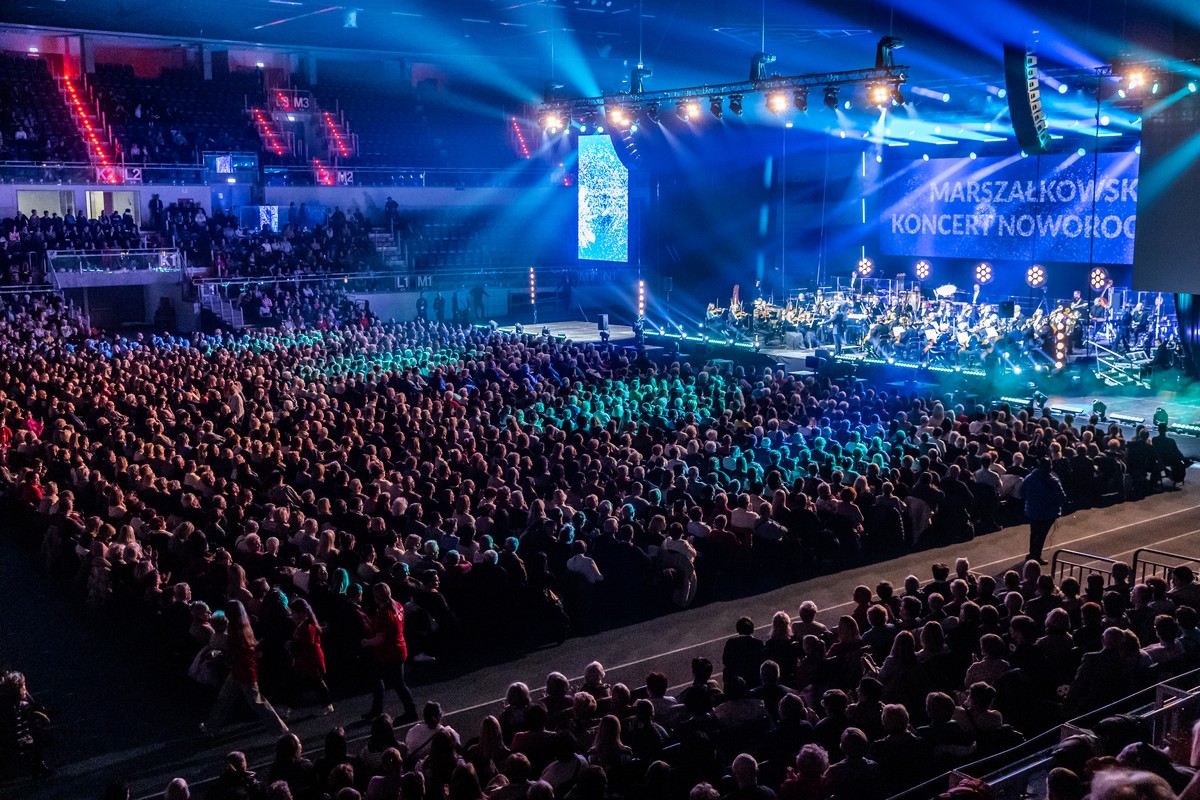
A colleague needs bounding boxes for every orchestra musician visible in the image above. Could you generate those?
[705,275,1177,372]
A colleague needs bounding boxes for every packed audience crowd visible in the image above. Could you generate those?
[0,288,1194,798]
[0,208,145,285]
[163,201,380,280]
[146,552,1200,800]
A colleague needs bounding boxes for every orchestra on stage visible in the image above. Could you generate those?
[703,279,1179,374]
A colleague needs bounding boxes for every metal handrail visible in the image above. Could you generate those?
[1086,339,1143,364]
[1132,547,1200,583]
[888,663,1200,800]
[191,269,411,287]
[1050,547,1120,583]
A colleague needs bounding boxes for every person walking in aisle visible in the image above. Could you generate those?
[200,601,288,737]
[361,582,418,725]
[1021,457,1067,565]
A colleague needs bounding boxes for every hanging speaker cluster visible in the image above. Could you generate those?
[1003,43,1051,155]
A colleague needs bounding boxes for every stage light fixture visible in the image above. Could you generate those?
[793,89,808,112]
[637,279,646,318]
[1191,82,1198,93]
[729,95,744,116]
[1026,264,1046,288]
[890,83,906,106]
[1033,391,1049,408]
[514,323,524,334]
[823,87,839,110]
[1127,70,1147,89]
[685,100,700,118]
[1154,407,1169,427]
[542,326,551,337]
[914,260,931,280]
[868,83,890,107]
[767,92,789,114]
[709,97,723,119]
[645,104,661,124]
[1089,266,1109,291]
[857,257,874,277]
[540,112,563,132]
[1093,400,1107,420]
[974,262,993,285]
[675,101,691,121]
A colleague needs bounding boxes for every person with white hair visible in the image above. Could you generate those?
[1088,769,1176,800]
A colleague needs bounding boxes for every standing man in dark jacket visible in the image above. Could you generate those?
[1021,457,1066,564]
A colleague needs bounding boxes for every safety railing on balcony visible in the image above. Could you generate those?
[0,160,540,187]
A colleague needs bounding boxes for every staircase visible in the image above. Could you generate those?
[250,107,291,157]
[197,284,245,329]
[369,232,405,271]
[60,76,120,183]
[320,110,357,159]
[1087,340,1152,389]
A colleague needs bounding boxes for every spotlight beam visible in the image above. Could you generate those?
[537,65,911,119]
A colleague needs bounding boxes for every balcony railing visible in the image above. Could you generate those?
[0,160,543,187]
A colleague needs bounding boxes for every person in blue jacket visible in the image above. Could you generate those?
[1022,457,1067,564]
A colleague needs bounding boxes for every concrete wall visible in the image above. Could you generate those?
[262,185,528,220]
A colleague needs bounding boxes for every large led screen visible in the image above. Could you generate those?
[578,134,629,262]
[880,152,1140,264]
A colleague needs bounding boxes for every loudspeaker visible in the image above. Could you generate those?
[1003,44,1051,155]
[999,300,1015,317]
[815,348,833,361]
[664,277,673,292]
[597,314,609,332]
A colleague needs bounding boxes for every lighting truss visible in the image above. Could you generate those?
[537,65,910,121]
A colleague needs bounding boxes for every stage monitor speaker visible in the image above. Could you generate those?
[1003,44,1051,155]
[597,314,609,332]
[999,300,1016,317]
[805,355,826,371]
[815,349,833,362]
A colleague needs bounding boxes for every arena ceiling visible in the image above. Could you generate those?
[1,0,1195,94]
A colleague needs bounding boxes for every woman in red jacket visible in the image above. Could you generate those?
[285,598,333,717]
[361,582,418,724]
[200,600,288,736]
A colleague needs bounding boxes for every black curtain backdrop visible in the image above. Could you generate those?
[1175,294,1200,378]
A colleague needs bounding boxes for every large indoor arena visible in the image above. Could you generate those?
[3,2,1200,800]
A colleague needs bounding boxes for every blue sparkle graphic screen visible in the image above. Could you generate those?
[578,134,629,262]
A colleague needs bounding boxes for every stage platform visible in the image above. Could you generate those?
[501,320,635,344]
